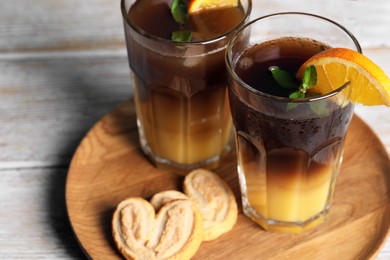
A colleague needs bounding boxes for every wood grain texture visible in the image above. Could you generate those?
[0,55,131,167]
[0,0,389,259]
[0,0,389,53]
[0,0,125,52]
[66,101,390,260]
[0,168,85,259]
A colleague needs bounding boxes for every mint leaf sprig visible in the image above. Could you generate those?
[172,30,192,42]
[269,66,300,90]
[289,65,317,99]
[269,65,317,98]
[171,0,192,42]
[269,65,330,116]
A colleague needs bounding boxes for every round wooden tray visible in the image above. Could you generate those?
[66,100,390,259]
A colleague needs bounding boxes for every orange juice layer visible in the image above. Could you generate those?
[246,163,333,222]
[134,78,232,165]
[239,147,339,230]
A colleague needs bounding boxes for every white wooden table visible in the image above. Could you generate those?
[0,0,389,259]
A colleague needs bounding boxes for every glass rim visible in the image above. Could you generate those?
[120,0,252,47]
[225,12,362,103]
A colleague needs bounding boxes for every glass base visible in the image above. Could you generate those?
[242,199,330,233]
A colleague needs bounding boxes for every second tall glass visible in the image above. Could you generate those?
[226,13,361,233]
[121,0,252,172]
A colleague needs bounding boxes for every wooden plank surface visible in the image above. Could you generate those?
[0,0,389,259]
[0,55,131,167]
[0,0,125,52]
[0,168,85,259]
[0,0,389,53]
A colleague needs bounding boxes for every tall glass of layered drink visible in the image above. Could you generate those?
[121,0,251,172]
[226,13,361,232]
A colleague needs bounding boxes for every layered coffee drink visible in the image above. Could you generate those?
[229,37,354,232]
[122,0,250,171]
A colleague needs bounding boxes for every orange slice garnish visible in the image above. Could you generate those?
[188,0,238,14]
[297,48,390,106]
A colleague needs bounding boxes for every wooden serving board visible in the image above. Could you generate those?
[66,100,390,260]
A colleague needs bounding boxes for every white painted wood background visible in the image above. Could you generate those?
[0,0,389,259]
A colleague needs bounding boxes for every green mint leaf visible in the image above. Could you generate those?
[171,0,188,25]
[172,30,192,42]
[171,0,192,43]
[270,65,326,116]
[269,66,299,90]
[287,66,317,112]
[286,65,318,100]
[289,91,305,99]
[302,65,317,91]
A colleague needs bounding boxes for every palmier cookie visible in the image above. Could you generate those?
[112,197,203,260]
[153,170,238,241]
[184,169,238,241]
